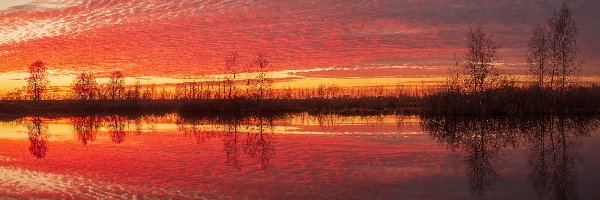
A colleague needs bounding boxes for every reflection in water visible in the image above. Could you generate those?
[106,115,127,144]
[7,113,600,198]
[26,117,48,159]
[177,115,277,170]
[422,115,599,199]
[422,116,518,197]
[224,127,241,170]
[68,115,158,145]
[244,117,275,170]
[521,116,598,200]
[71,116,101,145]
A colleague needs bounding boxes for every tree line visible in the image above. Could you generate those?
[447,1,579,94]
[3,49,433,101]
[426,1,594,114]
[8,51,277,101]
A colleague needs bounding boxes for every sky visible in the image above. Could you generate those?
[0,0,599,92]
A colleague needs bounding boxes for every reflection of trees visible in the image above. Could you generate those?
[177,118,218,145]
[176,114,278,170]
[133,118,143,134]
[71,116,101,145]
[27,117,48,159]
[107,115,127,144]
[67,115,162,145]
[422,116,518,197]
[224,120,242,170]
[422,115,599,199]
[520,116,598,200]
[244,117,275,170]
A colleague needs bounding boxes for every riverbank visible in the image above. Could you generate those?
[4,86,600,116]
[0,97,422,115]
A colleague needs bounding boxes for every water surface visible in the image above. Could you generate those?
[0,113,599,199]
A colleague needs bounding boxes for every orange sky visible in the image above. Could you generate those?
[0,0,599,93]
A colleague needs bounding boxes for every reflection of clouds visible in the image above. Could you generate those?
[0,0,80,11]
[0,166,217,199]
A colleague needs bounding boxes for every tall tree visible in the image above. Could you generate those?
[463,26,501,94]
[527,25,551,88]
[127,81,142,100]
[72,72,99,100]
[108,71,125,100]
[142,82,156,100]
[225,51,240,99]
[253,51,271,100]
[446,54,464,92]
[27,60,49,101]
[548,1,579,90]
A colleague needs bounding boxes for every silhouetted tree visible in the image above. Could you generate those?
[445,55,464,93]
[527,25,551,88]
[548,1,579,90]
[460,26,502,112]
[72,72,99,100]
[253,51,272,100]
[159,87,170,99]
[225,51,241,99]
[27,60,49,101]
[142,82,156,100]
[108,71,126,100]
[463,26,501,94]
[175,80,204,99]
[126,81,142,100]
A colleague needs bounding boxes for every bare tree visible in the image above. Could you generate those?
[27,60,49,101]
[253,51,272,100]
[225,51,241,99]
[72,72,99,100]
[127,81,142,100]
[463,26,501,94]
[108,71,126,100]
[446,54,464,92]
[548,1,579,90]
[527,25,551,88]
[142,82,156,100]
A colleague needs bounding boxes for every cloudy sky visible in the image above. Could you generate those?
[0,0,599,91]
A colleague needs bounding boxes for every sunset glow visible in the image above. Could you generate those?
[0,0,599,94]
[2,1,600,199]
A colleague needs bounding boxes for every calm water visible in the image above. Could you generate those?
[0,113,599,199]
